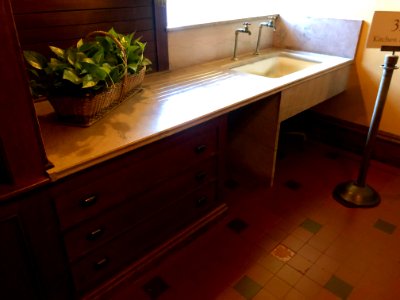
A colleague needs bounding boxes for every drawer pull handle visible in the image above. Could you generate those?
[196,195,208,207]
[94,257,109,270]
[194,144,207,154]
[80,195,97,208]
[195,171,207,181]
[86,228,105,241]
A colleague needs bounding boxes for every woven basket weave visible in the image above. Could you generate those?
[48,31,146,127]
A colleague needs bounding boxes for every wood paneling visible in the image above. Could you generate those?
[11,0,168,71]
[0,188,74,299]
[0,215,39,299]
[13,7,153,29]
[0,0,49,199]
[11,0,152,14]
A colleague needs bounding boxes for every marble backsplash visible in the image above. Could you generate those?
[168,17,274,70]
[167,16,362,70]
[273,16,363,59]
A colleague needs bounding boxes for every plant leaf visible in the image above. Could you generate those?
[127,63,138,73]
[47,58,69,73]
[28,68,40,78]
[49,46,65,59]
[82,57,95,64]
[63,69,82,85]
[82,74,98,88]
[67,48,77,65]
[108,27,118,38]
[92,49,104,64]
[142,57,152,66]
[23,51,48,70]
[77,38,84,48]
[81,62,108,80]
[109,65,125,83]
[79,42,95,52]
[101,63,112,73]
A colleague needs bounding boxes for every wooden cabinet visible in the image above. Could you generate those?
[0,0,228,298]
[50,117,227,296]
[0,189,73,300]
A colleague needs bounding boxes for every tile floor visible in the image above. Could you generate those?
[107,140,400,299]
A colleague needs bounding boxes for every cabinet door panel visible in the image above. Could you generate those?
[0,215,40,300]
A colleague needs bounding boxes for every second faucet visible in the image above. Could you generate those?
[255,14,279,55]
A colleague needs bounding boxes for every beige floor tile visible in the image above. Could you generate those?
[297,243,322,263]
[264,276,291,299]
[287,254,313,274]
[295,276,323,298]
[245,263,274,286]
[276,265,303,286]
[282,234,306,252]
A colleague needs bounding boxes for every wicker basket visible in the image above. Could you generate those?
[47,31,146,127]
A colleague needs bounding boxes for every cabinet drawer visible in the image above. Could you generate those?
[52,120,220,230]
[70,183,217,293]
[62,158,218,261]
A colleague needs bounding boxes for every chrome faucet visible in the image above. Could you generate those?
[232,22,251,60]
[254,14,279,55]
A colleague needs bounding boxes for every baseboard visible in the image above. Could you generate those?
[303,111,400,168]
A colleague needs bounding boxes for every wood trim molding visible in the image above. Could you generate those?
[304,111,400,168]
[152,0,169,71]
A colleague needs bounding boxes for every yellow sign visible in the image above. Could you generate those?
[367,11,400,48]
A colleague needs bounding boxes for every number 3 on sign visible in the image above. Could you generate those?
[367,11,400,48]
[393,19,400,32]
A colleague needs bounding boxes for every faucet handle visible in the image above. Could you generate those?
[243,22,251,29]
[266,14,279,31]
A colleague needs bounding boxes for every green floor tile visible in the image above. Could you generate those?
[142,276,169,299]
[284,180,302,190]
[374,218,397,234]
[300,218,322,234]
[227,218,249,233]
[233,275,262,299]
[324,275,353,299]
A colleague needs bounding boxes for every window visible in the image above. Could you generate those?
[167,0,276,28]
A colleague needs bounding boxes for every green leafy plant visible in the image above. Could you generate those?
[23,28,151,98]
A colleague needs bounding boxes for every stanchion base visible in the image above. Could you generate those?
[333,180,380,207]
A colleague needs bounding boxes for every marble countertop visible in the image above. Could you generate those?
[35,48,352,180]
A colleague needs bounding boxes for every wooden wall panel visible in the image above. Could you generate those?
[0,0,49,199]
[11,0,152,14]
[11,0,167,71]
[14,7,153,29]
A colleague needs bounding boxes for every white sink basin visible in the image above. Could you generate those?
[231,53,321,78]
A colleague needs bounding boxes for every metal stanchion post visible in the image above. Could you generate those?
[333,49,399,207]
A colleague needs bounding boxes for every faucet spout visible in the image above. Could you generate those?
[235,22,252,35]
[254,14,279,55]
[232,22,252,60]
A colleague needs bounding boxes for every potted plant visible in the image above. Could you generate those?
[23,28,151,126]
